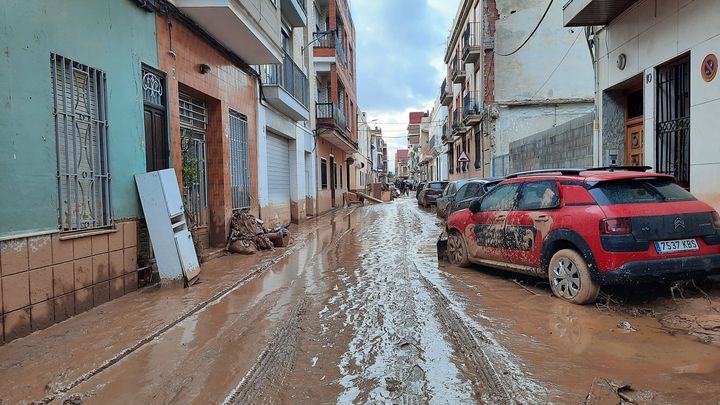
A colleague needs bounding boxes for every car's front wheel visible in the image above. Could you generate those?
[447,231,470,267]
[548,249,600,304]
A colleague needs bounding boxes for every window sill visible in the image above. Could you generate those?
[59,227,119,241]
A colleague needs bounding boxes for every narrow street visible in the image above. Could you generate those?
[2,199,720,404]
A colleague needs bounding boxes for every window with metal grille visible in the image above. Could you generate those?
[229,110,251,209]
[656,57,691,188]
[51,54,111,232]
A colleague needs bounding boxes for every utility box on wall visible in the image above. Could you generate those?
[135,169,201,286]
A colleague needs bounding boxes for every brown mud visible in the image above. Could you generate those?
[1,198,719,404]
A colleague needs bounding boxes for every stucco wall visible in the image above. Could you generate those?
[0,0,159,238]
[594,0,720,210]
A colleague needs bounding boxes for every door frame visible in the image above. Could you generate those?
[623,85,644,166]
[329,154,336,207]
[141,64,169,172]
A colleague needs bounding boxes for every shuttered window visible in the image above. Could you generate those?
[51,54,111,231]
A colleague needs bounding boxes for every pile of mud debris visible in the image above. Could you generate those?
[226,210,288,255]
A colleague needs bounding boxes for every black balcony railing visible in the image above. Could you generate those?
[260,53,309,107]
[463,91,483,119]
[463,22,482,54]
[452,109,462,130]
[313,31,333,48]
[451,58,458,78]
[440,78,447,100]
[441,120,448,140]
[316,102,348,129]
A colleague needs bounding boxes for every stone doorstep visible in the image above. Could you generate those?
[0,211,335,403]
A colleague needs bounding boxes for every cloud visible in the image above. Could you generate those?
[351,0,459,172]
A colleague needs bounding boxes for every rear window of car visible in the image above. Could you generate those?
[589,178,696,205]
[428,182,446,190]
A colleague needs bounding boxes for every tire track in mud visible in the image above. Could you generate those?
[405,201,547,404]
[32,208,356,404]
[223,298,307,405]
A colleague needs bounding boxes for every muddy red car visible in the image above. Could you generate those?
[443,168,720,304]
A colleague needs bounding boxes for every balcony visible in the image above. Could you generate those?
[175,0,282,64]
[441,120,448,142]
[451,58,465,84]
[316,102,357,153]
[259,54,309,121]
[463,91,483,125]
[281,0,307,27]
[312,31,346,69]
[462,22,482,63]
[451,109,464,136]
[563,0,640,27]
[440,79,452,106]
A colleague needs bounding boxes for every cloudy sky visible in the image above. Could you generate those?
[350,0,460,173]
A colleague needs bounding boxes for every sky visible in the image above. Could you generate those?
[350,0,460,173]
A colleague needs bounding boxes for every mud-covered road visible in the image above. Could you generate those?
[3,198,720,404]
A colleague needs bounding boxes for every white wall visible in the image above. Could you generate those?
[595,0,720,210]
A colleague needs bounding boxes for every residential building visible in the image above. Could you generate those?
[564,0,720,211]
[353,111,373,190]
[416,115,434,181]
[429,101,450,181]
[395,150,411,179]
[254,0,315,226]
[0,0,159,341]
[443,0,594,179]
[370,128,387,183]
[407,111,429,181]
[313,0,359,212]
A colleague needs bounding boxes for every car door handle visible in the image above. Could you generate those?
[495,214,507,222]
[536,214,550,222]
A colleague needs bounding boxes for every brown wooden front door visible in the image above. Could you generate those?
[624,117,644,166]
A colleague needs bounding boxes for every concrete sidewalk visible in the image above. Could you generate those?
[0,209,347,404]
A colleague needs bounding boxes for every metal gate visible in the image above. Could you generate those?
[179,93,208,227]
[656,58,690,188]
[229,110,251,209]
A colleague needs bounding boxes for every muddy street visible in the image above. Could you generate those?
[2,198,720,404]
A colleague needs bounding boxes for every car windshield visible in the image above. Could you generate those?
[428,183,446,190]
[589,178,696,205]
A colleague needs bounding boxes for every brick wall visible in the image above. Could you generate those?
[0,221,138,343]
[509,113,594,173]
[156,15,260,249]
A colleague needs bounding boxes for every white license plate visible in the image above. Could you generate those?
[655,239,699,254]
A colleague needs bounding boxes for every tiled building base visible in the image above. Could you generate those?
[0,220,140,344]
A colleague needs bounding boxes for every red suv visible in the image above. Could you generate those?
[443,168,720,304]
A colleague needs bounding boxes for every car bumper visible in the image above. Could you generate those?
[593,254,720,284]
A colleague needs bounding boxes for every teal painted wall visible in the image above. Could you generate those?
[0,0,159,238]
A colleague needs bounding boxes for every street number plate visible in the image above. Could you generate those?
[655,239,699,254]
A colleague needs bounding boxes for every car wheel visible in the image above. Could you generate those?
[447,231,470,267]
[548,249,600,304]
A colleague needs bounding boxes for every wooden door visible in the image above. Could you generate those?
[624,117,644,166]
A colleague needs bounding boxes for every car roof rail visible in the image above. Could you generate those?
[586,165,652,172]
[504,168,586,180]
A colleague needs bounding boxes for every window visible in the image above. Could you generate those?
[321,158,328,189]
[480,183,520,212]
[454,184,468,201]
[339,165,343,188]
[588,178,695,205]
[517,181,560,211]
[463,183,481,198]
[333,162,338,189]
[229,110,250,209]
[52,54,111,231]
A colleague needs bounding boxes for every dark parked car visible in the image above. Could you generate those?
[446,179,499,216]
[418,181,449,208]
[416,182,427,200]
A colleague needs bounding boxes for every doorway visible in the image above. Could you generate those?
[624,88,644,166]
[656,57,691,188]
[142,66,169,172]
[329,155,336,207]
[179,92,209,231]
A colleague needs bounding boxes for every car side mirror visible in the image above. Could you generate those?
[469,198,482,214]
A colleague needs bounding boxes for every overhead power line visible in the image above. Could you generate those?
[496,0,555,57]
[532,31,582,98]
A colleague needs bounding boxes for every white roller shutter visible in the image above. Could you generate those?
[267,133,291,203]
